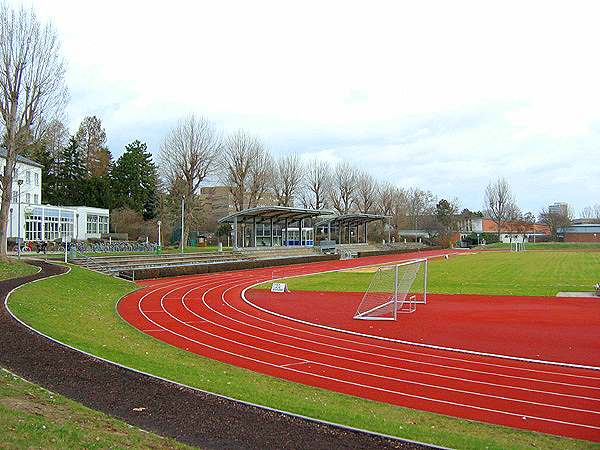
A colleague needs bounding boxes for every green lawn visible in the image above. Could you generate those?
[0,368,190,450]
[0,260,39,281]
[6,264,596,449]
[257,252,600,296]
[480,242,600,250]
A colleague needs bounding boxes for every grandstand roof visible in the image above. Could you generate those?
[218,206,334,224]
[315,213,389,228]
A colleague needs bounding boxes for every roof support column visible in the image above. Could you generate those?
[253,216,257,248]
[300,219,304,246]
[284,218,288,246]
[233,216,238,251]
[270,217,274,247]
[328,222,331,241]
[364,221,368,244]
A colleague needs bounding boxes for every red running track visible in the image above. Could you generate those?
[118,250,600,442]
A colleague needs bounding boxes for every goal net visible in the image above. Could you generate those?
[354,258,428,320]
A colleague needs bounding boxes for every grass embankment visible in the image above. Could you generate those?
[0,368,190,449]
[257,252,600,296]
[0,260,39,281]
[7,264,596,450]
[480,242,600,250]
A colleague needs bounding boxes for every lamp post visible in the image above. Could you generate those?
[9,207,13,239]
[157,220,162,247]
[75,213,79,241]
[180,195,185,254]
[17,180,23,259]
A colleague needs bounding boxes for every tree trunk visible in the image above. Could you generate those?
[0,146,16,261]
[0,187,11,261]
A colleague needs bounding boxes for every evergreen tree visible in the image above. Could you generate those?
[111,140,159,219]
[56,137,86,205]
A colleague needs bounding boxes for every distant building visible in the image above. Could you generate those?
[457,216,549,243]
[0,150,109,244]
[558,224,600,243]
[548,202,569,216]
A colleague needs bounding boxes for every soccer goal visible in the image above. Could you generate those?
[511,242,526,252]
[354,258,428,320]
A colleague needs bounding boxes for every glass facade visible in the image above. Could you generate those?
[24,207,75,242]
[86,214,109,235]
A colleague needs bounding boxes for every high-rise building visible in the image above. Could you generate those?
[548,202,568,216]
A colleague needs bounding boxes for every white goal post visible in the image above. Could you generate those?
[354,258,428,320]
[511,242,526,252]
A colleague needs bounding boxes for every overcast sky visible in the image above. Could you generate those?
[18,1,600,214]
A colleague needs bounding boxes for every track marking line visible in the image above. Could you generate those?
[280,361,311,368]
[136,286,600,432]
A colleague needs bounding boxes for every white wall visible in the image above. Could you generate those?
[0,158,43,206]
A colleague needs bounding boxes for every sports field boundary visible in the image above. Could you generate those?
[241,254,600,371]
[2,260,441,449]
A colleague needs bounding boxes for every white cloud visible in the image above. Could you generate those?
[9,0,600,213]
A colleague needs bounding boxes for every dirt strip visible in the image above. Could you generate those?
[0,260,433,450]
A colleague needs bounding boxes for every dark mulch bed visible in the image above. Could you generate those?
[0,260,433,450]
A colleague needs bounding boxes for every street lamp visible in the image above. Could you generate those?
[75,213,79,241]
[180,195,185,254]
[9,207,13,238]
[17,179,23,259]
[157,220,162,247]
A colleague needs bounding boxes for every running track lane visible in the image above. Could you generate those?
[118,251,600,442]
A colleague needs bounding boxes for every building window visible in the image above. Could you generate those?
[25,214,43,241]
[25,193,30,204]
[87,215,99,234]
[34,194,39,204]
[34,172,39,186]
[25,170,31,184]
[98,215,109,234]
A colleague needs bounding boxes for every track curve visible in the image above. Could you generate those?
[118,251,600,442]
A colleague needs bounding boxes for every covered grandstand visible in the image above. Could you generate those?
[315,213,389,245]
[218,206,334,250]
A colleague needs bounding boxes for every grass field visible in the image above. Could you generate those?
[6,264,597,449]
[480,242,600,250]
[0,368,189,449]
[257,252,600,296]
[0,260,39,281]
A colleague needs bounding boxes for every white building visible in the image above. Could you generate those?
[1,150,109,244]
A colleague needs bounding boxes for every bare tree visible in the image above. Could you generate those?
[300,158,330,210]
[484,178,516,240]
[406,187,436,238]
[40,119,68,158]
[160,115,222,246]
[75,115,110,177]
[580,204,600,221]
[271,153,303,207]
[0,4,68,259]
[378,182,409,240]
[539,205,573,240]
[220,129,272,211]
[353,170,378,213]
[328,161,358,214]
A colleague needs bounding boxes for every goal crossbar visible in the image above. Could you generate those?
[354,258,428,320]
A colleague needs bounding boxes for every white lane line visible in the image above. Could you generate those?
[185,281,600,416]
[212,284,600,402]
[135,279,600,431]
[138,259,600,384]
[280,361,310,368]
